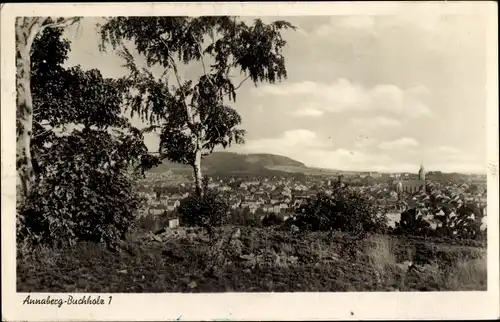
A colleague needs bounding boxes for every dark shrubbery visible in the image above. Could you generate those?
[261,213,284,227]
[137,212,171,232]
[291,183,387,233]
[393,208,433,236]
[290,182,388,234]
[177,188,231,234]
[18,130,144,249]
[228,207,262,227]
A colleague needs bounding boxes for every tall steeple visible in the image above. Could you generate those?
[396,177,403,201]
[418,161,426,181]
[418,160,426,194]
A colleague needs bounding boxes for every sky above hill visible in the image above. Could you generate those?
[62,12,489,174]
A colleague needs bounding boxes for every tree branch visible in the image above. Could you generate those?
[39,17,82,35]
[34,119,52,130]
[33,128,53,139]
[158,36,196,130]
[194,40,214,88]
[167,54,195,126]
[223,75,251,96]
[233,75,251,91]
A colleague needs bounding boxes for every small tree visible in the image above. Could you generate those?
[98,17,296,197]
[19,130,144,247]
[292,183,388,234]
[177,188,230,237]
[393,208,432,236]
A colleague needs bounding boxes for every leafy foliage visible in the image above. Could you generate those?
[291,182,388,234]
[177,179,231,233]
[18,23,160,248]
[261,213,284,227]
[229,207,262,227]
[393,208,433,236]
[18,129,142,247]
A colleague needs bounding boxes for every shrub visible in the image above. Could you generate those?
[137,212,170,232]
[17,130,146,249]
[228,207,261,227]
[291,182,388,234]
[177,189,230,234]
[261,213,283,227]
[393,208,433,236]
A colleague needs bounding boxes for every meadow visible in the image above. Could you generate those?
[17,226,487,293]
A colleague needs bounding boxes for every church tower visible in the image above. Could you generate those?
[418,162,426,181]
[418,162,426,193]
[396,178,403,201]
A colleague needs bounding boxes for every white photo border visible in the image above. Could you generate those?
[2,2,499,321]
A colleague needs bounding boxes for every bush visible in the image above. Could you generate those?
[228,207,261,227]
[291,182,387,234]
[17,130,146,249]
[137,212,170,232]
[261,213,283,227]
[177,190,230,234]
[393,208,433,236]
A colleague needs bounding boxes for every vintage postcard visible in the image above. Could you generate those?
[1,1,499,321]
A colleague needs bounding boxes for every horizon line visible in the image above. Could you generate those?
[148,151,487,176]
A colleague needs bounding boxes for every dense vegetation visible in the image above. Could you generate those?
[290,182,388,234]
[18,23,159,249]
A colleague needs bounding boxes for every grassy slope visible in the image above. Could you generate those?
[17,227,486,293]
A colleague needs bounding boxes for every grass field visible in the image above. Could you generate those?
[17,227,487,293]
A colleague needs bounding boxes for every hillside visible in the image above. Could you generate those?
[147,152,308,177]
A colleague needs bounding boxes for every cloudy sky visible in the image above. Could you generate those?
[62,13,488,174]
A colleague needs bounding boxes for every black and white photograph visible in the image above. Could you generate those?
[2,2,499,321]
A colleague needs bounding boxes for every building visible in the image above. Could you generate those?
[395,163,426,196]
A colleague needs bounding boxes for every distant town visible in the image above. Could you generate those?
[137,154,487,229]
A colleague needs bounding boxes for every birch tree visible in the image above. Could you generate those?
[99,17,295,197]
[15,17,81,207]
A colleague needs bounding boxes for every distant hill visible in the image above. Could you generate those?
[147,152,308,178]
[146,152,482,179]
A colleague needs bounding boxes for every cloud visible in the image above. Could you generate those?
[353,136,378,150]
[434,145,461,154]
[288,107,325,117]
[312,13,445,39]
[255,78,432,118]
[378,137,420,150]
[313,16,377,37]
[238,129,326,154]
[383,9,445,33]
[282,129,318,144]
[231,129,482,173]
[350,116,402,130]
[337,16,376,31]
[231,129,418,172]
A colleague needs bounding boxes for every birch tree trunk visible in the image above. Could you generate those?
[15,17,80,208]
[15,17,43,208]
[192,138,204,198]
